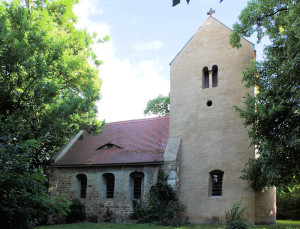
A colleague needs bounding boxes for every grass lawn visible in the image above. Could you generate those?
[36,220,300,229]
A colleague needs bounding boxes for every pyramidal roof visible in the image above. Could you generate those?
[170,16,254,65]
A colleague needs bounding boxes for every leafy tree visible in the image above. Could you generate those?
[144,94,170,116]
[230,0,299,189]
[277,185,300,220]
[0,0,102,174]
[0,0,103,227]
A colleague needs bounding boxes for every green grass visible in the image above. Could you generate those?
[36,220,300,229]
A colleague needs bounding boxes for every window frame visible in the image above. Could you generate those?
[130,172,144,200]
[209,170,224,197]
[76,174,87,198]
[103,173,115,198]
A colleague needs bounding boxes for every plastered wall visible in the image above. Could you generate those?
[170,16,269,224]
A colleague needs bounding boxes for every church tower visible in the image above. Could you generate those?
[169,16,276,224]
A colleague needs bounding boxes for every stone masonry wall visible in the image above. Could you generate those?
[48,165,160,219]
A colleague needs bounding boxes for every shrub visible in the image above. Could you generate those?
[0,165,70,228]
[87,215,98,223]
[103,207,114,222]
[225,200,248,229]
[65,199,86,223]
[131,169,186,225]
[226,220,247,229]
[277,185,300,220]
[131,200,149,222]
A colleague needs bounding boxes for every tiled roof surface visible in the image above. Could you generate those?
[54,116,169,166]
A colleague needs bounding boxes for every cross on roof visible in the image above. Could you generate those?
[207,8,215,16]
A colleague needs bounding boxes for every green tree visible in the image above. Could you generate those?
[230,0,300,189]
[277,185,300,220]
[144,94,170,116]
[0,0,103,227]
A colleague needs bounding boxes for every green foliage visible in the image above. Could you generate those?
[66,199,86,223]
[144,94,170,116]
[172,0,190,7]
[230,0,300,189]
[226,220,247,229]
[225,200,248,229]
[277,185,300,220]
[103,207,114,222]
[87,215,98,223]
[131,170,186,226]
[0,0,103,227]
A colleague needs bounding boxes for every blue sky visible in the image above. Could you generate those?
[73,0,268,122]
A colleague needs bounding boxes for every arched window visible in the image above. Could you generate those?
[103,173,115,198]
[202,67,209,89]
[212,65,218,88]
[130,172,144,199]
[209,170,224,197]
[76,174,87,198]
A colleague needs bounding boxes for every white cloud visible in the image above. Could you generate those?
[133,40,165,52]
[96,46,169,122]
[74,1,169,123]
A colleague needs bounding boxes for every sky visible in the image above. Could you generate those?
[73,0,268,123]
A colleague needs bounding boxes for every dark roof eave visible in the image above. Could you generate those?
[53,161,164,168]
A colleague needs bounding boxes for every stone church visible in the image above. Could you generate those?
[49,16,276,224]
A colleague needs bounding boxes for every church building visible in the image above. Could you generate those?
[49,16,276,224]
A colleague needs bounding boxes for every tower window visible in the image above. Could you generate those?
[203,67,209,89]
[212,65,218,87]
[103,173,115,198]
[76,174,87,198]
[130,172,144,199]
[209,170,224,197]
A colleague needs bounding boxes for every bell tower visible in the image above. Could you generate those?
[169,16,276,224]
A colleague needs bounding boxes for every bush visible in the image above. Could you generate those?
[65,199,86,223]
[87,215,98,223]
[103,207,114,222]
[277,185,300,220]
[0,158,70,228]
[131,170,186,225]
[226,220,247,229]
[225,200,248,229]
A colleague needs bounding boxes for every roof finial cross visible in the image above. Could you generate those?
[207,8,215,16]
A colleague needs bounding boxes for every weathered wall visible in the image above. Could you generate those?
[169,16,274,224]
[48,165,160,219]
[255,188,277,224]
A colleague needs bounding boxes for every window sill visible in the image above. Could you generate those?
[209,196,222,199]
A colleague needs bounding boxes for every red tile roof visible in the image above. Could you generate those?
[54,116,169,167]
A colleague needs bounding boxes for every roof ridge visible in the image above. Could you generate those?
[106,115,169,126]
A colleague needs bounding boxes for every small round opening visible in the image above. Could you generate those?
[207,100,212,107]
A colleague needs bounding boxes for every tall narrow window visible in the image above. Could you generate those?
[103,173,115,198]
[203,67,209,89]
[212,65,218,87]
[130,172,144,199]
[76,174,87,198]
[209,170,224,196]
